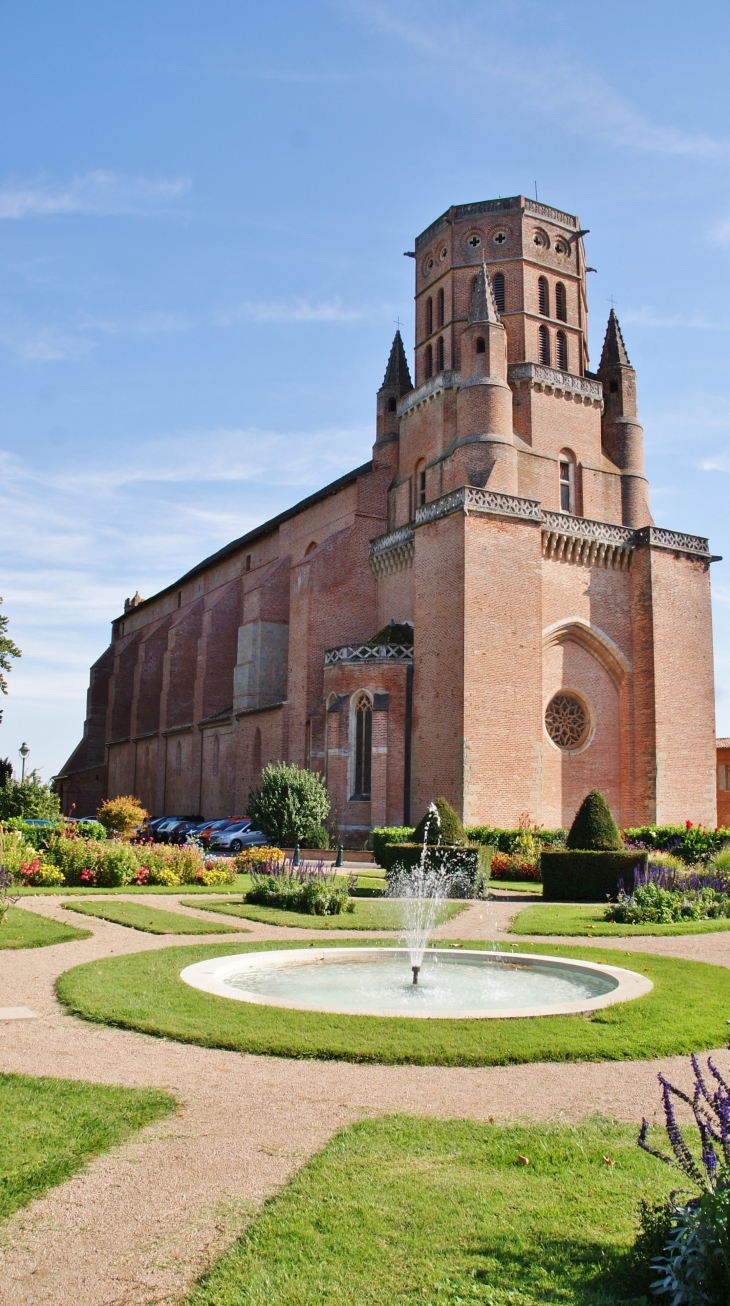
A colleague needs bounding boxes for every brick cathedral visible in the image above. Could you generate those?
[57,195,719,839]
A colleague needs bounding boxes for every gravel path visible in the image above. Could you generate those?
[0,892,728,1306]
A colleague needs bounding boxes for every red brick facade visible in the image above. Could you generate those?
[56,195,719,838]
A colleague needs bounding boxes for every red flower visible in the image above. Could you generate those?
[685,820,693,829]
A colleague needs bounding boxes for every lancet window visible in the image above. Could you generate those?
[352,692,372,800]
[492,272,505,314]
[538,325,550,364]
[538,277,549,316]
[436,335,444,371]
[556,330,567,371]
[555,282,567,321]
[437,287,445,327]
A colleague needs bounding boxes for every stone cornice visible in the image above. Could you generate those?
[324,644,414,668]
[397,370,459,417]
[416,486,543,527]
[369,525,415,577]
[508,362,603,404]
[634,525,713,559]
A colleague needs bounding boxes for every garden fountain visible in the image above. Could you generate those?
[180,807,652,1017]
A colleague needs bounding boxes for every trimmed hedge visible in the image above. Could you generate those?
[541,850,648,903]
[381,843,491,898]
[371,826,414,866]
[625,825,730,864]
[465,826,567,853]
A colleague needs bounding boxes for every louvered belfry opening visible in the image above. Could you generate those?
[538,277,549,316]
[353,692,372,800]
[492,272,505,314]
[426,297,433,335]
[437,287,445,327]
[425,343,433,379]
[555,282,567,321]
[556,330,567,370]
[437,335,444,371]
[539,325,550,364]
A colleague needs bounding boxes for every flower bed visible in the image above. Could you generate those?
[0,822,236,888]
[246,857,354,916]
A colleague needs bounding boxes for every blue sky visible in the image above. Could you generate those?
[1,0,730,780]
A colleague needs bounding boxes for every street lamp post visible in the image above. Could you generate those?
[19,742,29,783]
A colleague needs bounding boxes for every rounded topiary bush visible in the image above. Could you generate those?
[566,790,622,851]
[413,798,464,847]
[248,762,330,847]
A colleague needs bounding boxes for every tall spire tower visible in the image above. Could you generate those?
[376,330,412,443]
[597,309,651,528]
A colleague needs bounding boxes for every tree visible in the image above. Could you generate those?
[0,597,21,723]
[413,798,465,846]
[0,771,61,821]
[97,796,148,840]
[248,762,330,847]
[566,790,622,850]
[0,759,12,788]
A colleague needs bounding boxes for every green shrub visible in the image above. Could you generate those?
[607,883,730,924]
[97,796,148,840]
[465,826,567,852]
[248,762,330,847]
[0,773,61,821]
[371,826,414,866]
[18,861,65,887]
[413,799,464,846]
[246,871,353,916]
[134,843,213,886]
[95,843,137,887]
[381,843,490,898]
[45,835,104,885]
[625,825,730,865]
[541,850,647,902]
[567,790,622,851]
[301,824,330,850]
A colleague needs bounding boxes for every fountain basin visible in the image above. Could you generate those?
[180,948,652,1019]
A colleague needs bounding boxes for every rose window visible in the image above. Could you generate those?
[545,692,590,750]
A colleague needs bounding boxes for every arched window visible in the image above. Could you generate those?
[538,277,549,316]
[492,272,505,314]
[476,336,486,354]
[436,335,444,371]
[252,727,262,776]
[175,740,182,775]
[437,287,444,327]
[212,734,220,777]
[416,460,427,508]
[426,297,433,336]
[555,282,567,321]
[352,692,372,800]
[538,325,550,364]
[425,343,433,379]
[559,449,576,514]
[304,540,318,556]
[387,396,397,412]
[556,330,567,371]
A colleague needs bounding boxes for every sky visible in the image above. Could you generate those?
[1,0,730,781]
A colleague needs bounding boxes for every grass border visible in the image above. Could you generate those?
[61,899,251,935]
[55,937,730,1067]
[511,902,730,937]
[0,904,92,949]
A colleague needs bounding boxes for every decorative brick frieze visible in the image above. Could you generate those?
[542,511,634,570]
[415,486,542,527]
[634,525,712,559]
[397,371,459,417]
[524,198,579,230]
[508,362,603,406]
[324,644,414,668]
[368,525,415,577]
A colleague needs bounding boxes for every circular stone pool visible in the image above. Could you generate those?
[180,948,653,1020]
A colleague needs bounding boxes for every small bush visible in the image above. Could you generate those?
[567,790,622,851]
[607,882,730,924]
[233,846,284,873]
[490,853,541,883]
[17,859,65,887]
[466,826,567,852]
[301,824,330,850]
[197,862,233,886]
[625,824,730,865]
[247,763,330,847]
[246,858,353,915]
[97,796,148,840]
[413,799,464,847]
[371,826,414,866]
[0,772,61,821]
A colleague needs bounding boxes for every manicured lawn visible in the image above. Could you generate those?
[0,1071,173,1220]
[0,905,91,949]
[490,879,542,895]
[512,902,730,936]
[55,938,730,1066]
[187,1115,671,1305]
[62,900,250,935]
[180,898,464,931]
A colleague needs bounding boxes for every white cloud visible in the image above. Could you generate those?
[712,218,730,245]
[217,297,364,324]
[346,0,730,162]
[0,171,191,219]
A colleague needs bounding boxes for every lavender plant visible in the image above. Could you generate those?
[606,860,730,925]
[636,1052,730,1302]
[0,863,20,925]
[246,856,355,915]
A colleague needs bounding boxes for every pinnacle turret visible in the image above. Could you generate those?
[382,330,413,395]
[466,262,501,326]
[599,309,630,368]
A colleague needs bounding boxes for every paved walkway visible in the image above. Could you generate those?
[0,892,727,1305]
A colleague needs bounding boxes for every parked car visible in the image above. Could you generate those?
[152,816,200,844]
[196,817,246,848]
[168,819,207,845]
[208,819,267,853]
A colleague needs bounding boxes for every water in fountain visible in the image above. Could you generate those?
[387,803,457,984]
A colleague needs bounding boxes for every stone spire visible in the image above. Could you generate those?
[466,261,501,326]
[382,330,413,394]
[599,309,630,368]
[375,331,412,445]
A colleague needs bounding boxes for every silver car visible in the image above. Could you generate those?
[208,819,268,853]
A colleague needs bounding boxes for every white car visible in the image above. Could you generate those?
[208,819,268,853]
